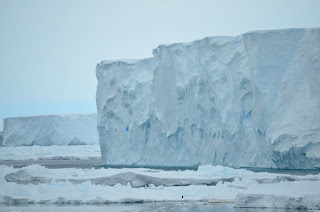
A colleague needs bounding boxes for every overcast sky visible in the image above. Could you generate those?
[0,0,320,128]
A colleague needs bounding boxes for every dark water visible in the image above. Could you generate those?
[0,202,304,212]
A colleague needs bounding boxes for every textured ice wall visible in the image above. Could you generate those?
[96,28,320,168]
[3,113,98,146]
[0,132,3,146]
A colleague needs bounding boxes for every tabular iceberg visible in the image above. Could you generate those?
[96,28,320,169]
[3,113,98,146]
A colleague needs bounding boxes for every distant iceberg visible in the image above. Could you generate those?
[96,28,320,169]
[2,113,98,146]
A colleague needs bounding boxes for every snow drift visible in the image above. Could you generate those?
[96,28,320,169]
[2,113,98,146]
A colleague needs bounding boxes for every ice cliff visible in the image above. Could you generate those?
[0,122,3,146]
[2,113,98,146]
[96,28,320,169]
[0,132,3,147]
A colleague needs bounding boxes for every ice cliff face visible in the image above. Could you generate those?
[96,28,320,169]
[3,113,98,146]
[0,132,3,147]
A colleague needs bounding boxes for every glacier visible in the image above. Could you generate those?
[96,28,320,169]
[2,113,98,146]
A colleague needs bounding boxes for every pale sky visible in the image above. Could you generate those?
[0,0,320,128]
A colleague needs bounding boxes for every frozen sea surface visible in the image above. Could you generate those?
[0,146,319,210]
[0,164,319,209]
[0,202,305,212]
[0,145,101,161]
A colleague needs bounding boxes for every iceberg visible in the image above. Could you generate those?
[2,113,98,146]
[96,28,320,169]
[68,137,86,146]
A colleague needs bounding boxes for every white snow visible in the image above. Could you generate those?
[2,113,98,146]
[0,164,319,209]
[0,145,101,160]
[96,28,320,169]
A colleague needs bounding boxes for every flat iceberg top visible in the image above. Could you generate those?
[243,27,319,35]
[4,112,96,120]
[99,37,237,65]
[159,36,236,47]
[99,59,140,65]
[98,28,319,65]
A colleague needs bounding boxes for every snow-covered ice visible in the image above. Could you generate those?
[96,28,320,169]
[0,145,101,161]
[2,113,98,146]
[0,203,239,212]
[234,194,320,210]
[0,165,319,210]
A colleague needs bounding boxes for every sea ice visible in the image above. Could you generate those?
[0,164,319,209]
[0,144,101,161]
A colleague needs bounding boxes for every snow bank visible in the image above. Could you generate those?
[96,28,320,169]
[2,113,98,146]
